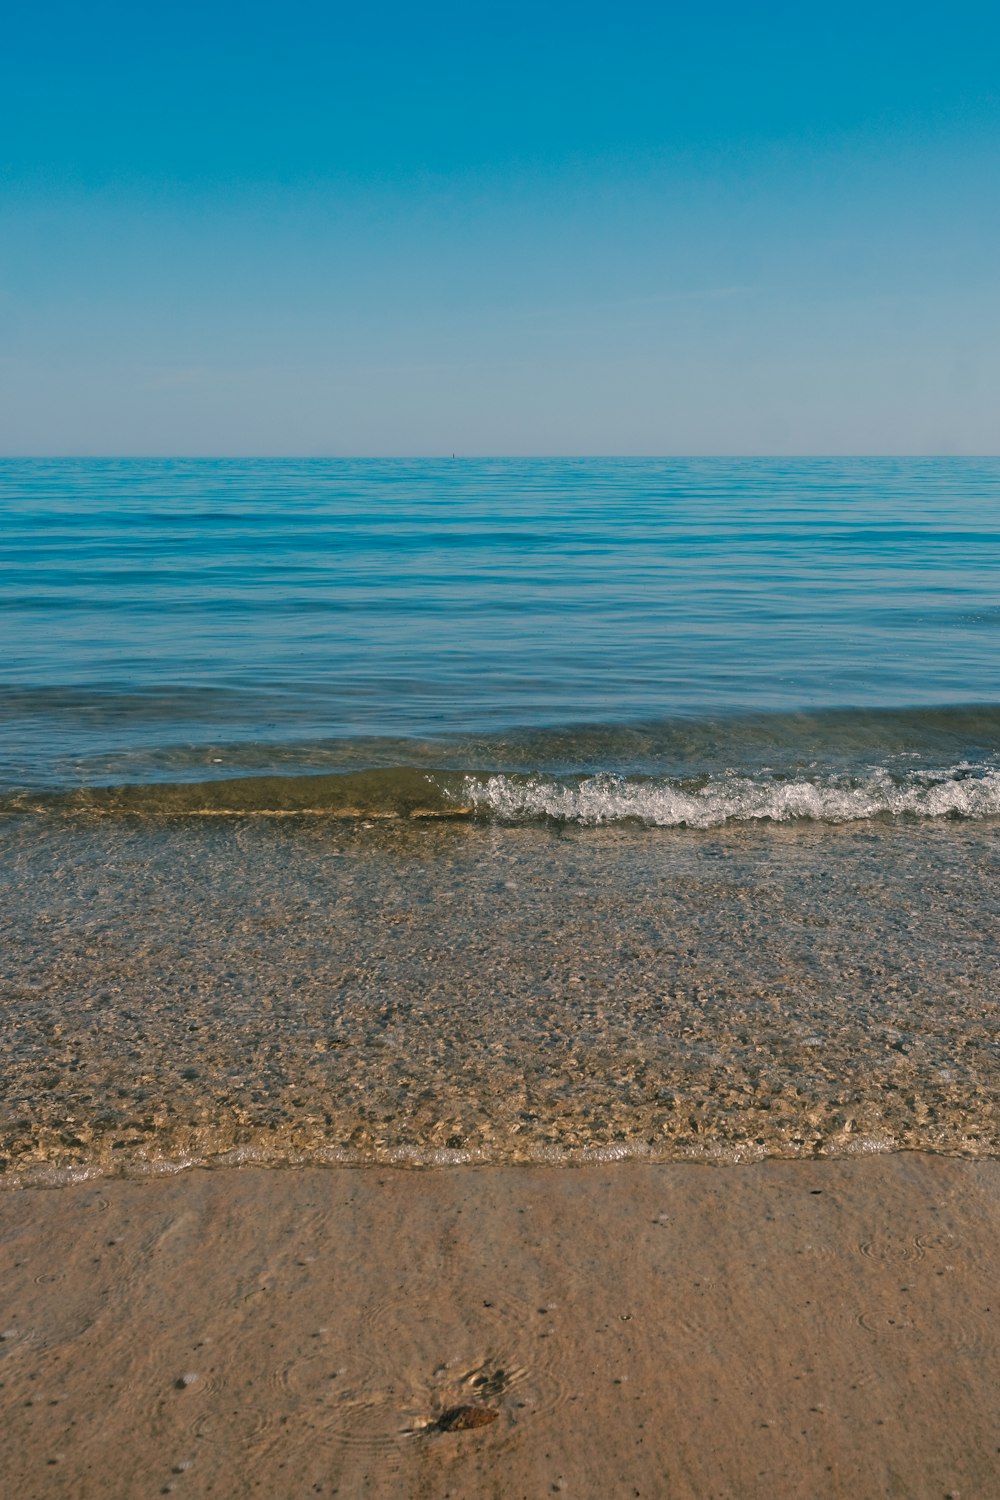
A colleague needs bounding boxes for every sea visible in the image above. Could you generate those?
[1,457,998,1183]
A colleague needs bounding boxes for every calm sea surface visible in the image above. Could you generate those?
[1,456,999,819]
[2,458,999,1182]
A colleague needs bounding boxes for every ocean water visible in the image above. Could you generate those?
[3,456,1000,815]
[1,457,999,1181]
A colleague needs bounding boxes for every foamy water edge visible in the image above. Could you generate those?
[458,766,1000,826]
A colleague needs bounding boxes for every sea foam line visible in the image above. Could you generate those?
[457,767,1000,827]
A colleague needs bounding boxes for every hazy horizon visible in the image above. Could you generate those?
[4,452,1000,461]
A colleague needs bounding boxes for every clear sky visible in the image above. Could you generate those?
[2,1,999,455]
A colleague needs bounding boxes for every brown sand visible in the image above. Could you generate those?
[1,1155,998,1499]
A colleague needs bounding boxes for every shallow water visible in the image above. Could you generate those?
[2,816,997,1183]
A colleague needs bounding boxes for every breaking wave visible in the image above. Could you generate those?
[457,766,1000,826]
[4,762,1000,827]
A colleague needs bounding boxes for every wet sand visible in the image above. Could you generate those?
[1,1154,999,1499]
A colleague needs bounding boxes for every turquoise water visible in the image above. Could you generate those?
[2,456,999,819]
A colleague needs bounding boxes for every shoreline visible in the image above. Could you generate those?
[0,1137,993,1193]
[2,1153,998,1498]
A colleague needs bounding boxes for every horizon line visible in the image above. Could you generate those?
[1,453,998,463]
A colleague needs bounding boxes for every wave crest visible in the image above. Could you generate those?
[458,768,1000,827]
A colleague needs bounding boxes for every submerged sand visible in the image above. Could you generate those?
[3,817,999,1179]
[1,1154,998,1498]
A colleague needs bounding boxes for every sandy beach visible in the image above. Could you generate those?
[1,1153,998,1499]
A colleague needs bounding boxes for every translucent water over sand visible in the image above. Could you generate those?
[2,816,997,1184]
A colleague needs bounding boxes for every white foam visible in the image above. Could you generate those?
[457,767,1000,827]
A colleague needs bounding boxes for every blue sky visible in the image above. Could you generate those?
[2,1,998,454]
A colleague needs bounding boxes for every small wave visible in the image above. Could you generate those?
[4,762,1000,827]
[0,767,468,820]
[457,767,1000,827]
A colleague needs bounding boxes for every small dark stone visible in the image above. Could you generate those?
[432,1405,499,1432]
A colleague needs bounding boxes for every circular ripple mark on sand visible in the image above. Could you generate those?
[272,1279,573,1453]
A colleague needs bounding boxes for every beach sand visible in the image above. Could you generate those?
[1,1154,998,1499]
